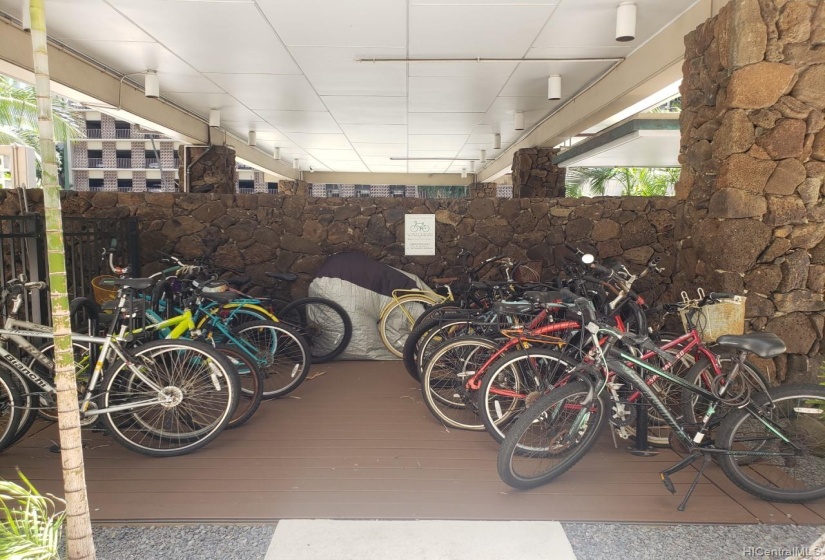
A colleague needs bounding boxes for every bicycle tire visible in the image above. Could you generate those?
[231,320,311,399]
[378,294,440,358]
[716,384,825,503]
[478,348,579,443]
[28,341,98,427]
[420,336,500,430]
[497,381,607,490]
[411,302,464,331]
[0,368,22,452]
[215,344,264,429]
[403,317,477,382]
[278,297,353,363]
[98,339,239,457]
[680,354,768,428]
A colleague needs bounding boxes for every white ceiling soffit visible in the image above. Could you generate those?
[0,0,702,175]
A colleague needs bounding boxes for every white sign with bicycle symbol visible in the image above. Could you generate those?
[404,214,436,256]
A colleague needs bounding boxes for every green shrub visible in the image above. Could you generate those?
[0,470,65,560]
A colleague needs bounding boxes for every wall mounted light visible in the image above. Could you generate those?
[616,2,637,42]
[21,0,30,32]
[247,130,257,147]
[293,158,299,170]
[273,147,281,160]
[480,149,487,163]
[514,111,525,131]
[493,133,501,150]
[461,168,467,179]
[209,109,221,127]
[143,70,160,98]
[548,75,562,100]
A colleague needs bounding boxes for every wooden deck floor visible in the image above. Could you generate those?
[1,360,824,524]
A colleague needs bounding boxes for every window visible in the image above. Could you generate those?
[145,151,159,168]
[238,180,254,194]
[85,121,101,138]
[89,178,104,191]
[117,179,132,191]
[87,150,103,168]
[356,186,371,198]
[390,185,406,198]
[114,120,131,138]
[116,150,132,168]
[267,182,278,193]
[146,179,162,191]
[326,185,340,198]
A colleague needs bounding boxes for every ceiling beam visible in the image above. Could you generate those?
[0,18,300,180]
[304,172,473,187]
[477,0,715,182]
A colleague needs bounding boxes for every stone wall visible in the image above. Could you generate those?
[676,0,825,382]
[0,190,680,305]
[511,148,566,198]
[181,145,236,194]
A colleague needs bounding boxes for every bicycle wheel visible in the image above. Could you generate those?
[403,318,477,382]
[680,354,768,428]
[716,384,825,503]
[278,297,352,363]
[196,302,277,336]
[479,348,579,443]
[231,320,311,399]
[379,295,439,358]
[28,341,98,427]
[0,369,22,452]
[215,344,264,429]
[411,302,464,331]
[99,339,239,457]
[497,381,607,490]
[420,336,499,430]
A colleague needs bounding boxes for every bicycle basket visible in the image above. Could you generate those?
[679,296,746,343]
[91,275,119,306]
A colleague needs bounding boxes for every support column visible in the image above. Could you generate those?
[279,180,310,196]
[183,145,236,194]
[676,0,825,383]
[511,148,566,198]
[470,182,498,198]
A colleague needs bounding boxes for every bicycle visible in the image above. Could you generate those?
[497,296,825,510]
[0,277,240,457]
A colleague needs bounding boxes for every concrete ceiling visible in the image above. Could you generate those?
[0,0,704,176]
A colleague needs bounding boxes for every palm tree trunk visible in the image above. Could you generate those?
[28,1,96,558]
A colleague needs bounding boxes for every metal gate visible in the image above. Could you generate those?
[0,213,140,324]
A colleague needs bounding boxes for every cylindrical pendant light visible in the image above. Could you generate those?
[144,71,160,98]
[273,147,281,160]
[493,133,501,150]
[514,111,524,131]
[248,130,257,147]
[21,0,30,31]
[209,109,221,127]
[480,149,487,163]
[548,75,561,100]
[616,2,637,42]
[461,168,467,179]
[470,161,475,173]
[293,158,299,170]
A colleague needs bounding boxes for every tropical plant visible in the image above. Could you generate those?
[564,167,680,198]
[29,0,96,558]
[0,470,65,560]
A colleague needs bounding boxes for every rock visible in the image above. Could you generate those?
[727,62,796,108]
[280,233,320,254]
[749,108,782,128]
[623,246,655,265]
[161,216,204,237]
[434,209,461,226]
[226,220,257,243]
[775,290,825,313]
[778,1,812,43]
[778,250,811,291]
[191,200,226,223]
[708,188,767,218]
[695,218,772,273]
[596,239,624,258]
[811,239,825,264]
[790,222,825,248]
[766,158,808,194]
[648,209,675,232]
[808,264,825,292]
[728,0,768,67]
[468,198,495,220]
[756,118,807,159]
[766,195,808,226]
[814,1,825,45]
[477,218,514,247]
[792,64,825,109]
[746,294,776,318]
[712,110,755,159]
[745,265,783,294]
[620,217,657,249]
[799,178,821,204]
[766,312,817,354]
[565,218,594,241]
[812,129,825,161]
[591,219,621,241]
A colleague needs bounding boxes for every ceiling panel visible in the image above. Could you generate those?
[205,74,324,111]
[499,60,615,98]
[409,4,558,58]
[260,0,407,48]
[352,143,409,157]
[408,113,484,135]
[339,124,407,144]
[6,0,155,42]
[290,47,407,97]
[408,161,450,174]
[409,76,508,113]
[108,0,301,74]
[283,133,353,150]
[367,164,409,173]
[306,149,363,162]
[256,111,341,134]
[408,61,518,78]
[408,135,468,151]
[322,97,407,125]
[161,92,258,120]
[316,161,370,172]
[408,150,460,158]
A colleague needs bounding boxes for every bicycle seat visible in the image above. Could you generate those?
[491,301,534,315]
[432,277,459,285]
[266,272,298,282]
[200,291,238,304]
[522,291,563,305]
[715,332,786,358]
[227,276,251,289]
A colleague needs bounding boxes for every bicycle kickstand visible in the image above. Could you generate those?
[659,451,712,511]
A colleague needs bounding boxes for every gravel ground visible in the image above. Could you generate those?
[83,522,825,560]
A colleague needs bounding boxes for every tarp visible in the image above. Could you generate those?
[309,252,429,360]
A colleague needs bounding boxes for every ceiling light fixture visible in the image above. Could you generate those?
[209,109,221,127]
[514,111,525,131]
[461,168,467,179]
[273,147,281,160]
[494,133,501,150]
[20,0,30,32]
[143,70,160,98]
[480,149,487,163]
[293,158,299,170]
[247,130,257,147]
[616,2,637,42]
[470,161,475,173]
[548,75,562,100]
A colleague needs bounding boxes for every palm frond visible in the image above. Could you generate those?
[0,470,65,560]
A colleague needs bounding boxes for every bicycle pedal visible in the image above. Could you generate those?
[660,472,676,495]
